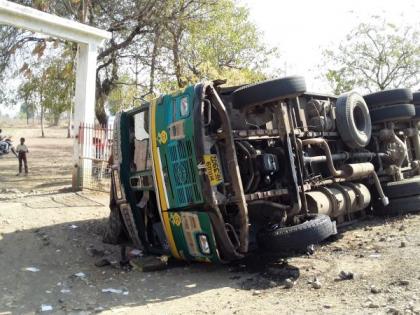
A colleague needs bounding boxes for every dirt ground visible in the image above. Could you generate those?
[0,127,419,315]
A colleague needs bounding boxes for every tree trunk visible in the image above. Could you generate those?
[40,91,45,138]
[26,101,29,125]
[149,29,161,95]
[172,29,184,88]
[67,105,72,138]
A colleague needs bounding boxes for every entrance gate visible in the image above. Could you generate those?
[77,123,113,192]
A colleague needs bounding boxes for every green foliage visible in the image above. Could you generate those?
[17,51,75,125]
[322,17,420,93]
[155,0,275,91]
[3,0,276,122]
[107,75,143,115]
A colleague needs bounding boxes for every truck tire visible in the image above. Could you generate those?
[383,176,420,199]
[336,92,372,149]
[257,214,336,251]
[370,104,415,124]
[415,106,420,119]
[413,92,420,105]
[364,89,413,108]
[376,194,420,215]
[103,205,125,245]
[232,76,306,109]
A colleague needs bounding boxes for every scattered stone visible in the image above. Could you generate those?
[369,253,381,258]
[323,304,332,309]
[338,271,354,281]
[311,278,322,289]
[366,302,379,309]
[400,241,406,248]
[252,290,261,296]
[379,237,386,242]
[306,244,315,255]
[284,278,295,289]
[268,281,277,288]
[370,285,381,294]
[398,280,410,286]
[387,307,402,315]
[87,247,105,257]
[24,267,40,272]
[95,258,111,267]
[398,225,405,231]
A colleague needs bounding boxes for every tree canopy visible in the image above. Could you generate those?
[0,0,276,125]
[322,17,420,94]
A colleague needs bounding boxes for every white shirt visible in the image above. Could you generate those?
[16,144,28,153]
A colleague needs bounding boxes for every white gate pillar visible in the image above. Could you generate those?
[72,43,98,189]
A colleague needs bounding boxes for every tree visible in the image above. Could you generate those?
[2,0,276,124]
[322,17,420,94]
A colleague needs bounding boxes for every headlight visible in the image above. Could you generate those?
[197,234,211,255]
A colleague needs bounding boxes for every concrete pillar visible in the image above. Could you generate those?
[72,43,97,190]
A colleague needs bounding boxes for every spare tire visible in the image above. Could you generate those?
[257,214,337,251]
[370,104,415,124]
[232,76,306,109]
[336,92,372,149]
[383,176,420,199]
[413,92,420,105]
[415,106,420,120]
[364,88,413,108]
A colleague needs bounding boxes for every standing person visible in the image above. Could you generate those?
[15,137,29,176]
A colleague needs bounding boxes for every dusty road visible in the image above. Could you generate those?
[0,127,419,314]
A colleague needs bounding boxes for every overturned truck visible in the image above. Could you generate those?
[106,76,420,263]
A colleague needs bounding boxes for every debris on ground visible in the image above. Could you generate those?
[101,288,129,295]
[73,272,86,278]
[306,244,315,255]
[94,258,111,267]
[129,255,168,272]
[370,285,381,294]
[24,267,40,272]
[41,304,53,312]
[284,278,295,289]
[337,270,354,281]
[311,277,322,289]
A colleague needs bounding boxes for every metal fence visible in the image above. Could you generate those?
[77,122,113,192]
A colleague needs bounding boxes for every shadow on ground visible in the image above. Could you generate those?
[0,190,411,314]
[0,216,304,314]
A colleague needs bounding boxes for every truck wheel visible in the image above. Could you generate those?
[103,205,125,245]
[412,91,420,105]
[370,104,415,124]
[382,176,420,199]
[415,106,420,120]
[257,214,336,251]
[375,194,420,215]
[232,76,306,109]
[364,88,413,108]
[336,92,372,149]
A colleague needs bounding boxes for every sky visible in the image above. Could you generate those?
[240,0,420,91]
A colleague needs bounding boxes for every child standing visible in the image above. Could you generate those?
[15,137,29,176]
